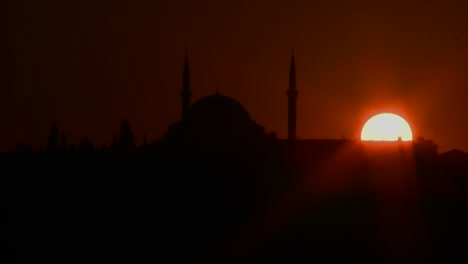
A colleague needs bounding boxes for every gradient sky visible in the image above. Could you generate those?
[4,0,468,152]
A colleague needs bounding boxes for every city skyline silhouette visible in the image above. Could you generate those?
[4,50,468,263]
[4,1,468,263]
[4,50,458,155]
[4,0,468,152]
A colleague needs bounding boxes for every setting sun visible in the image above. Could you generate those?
[361,113,413,141]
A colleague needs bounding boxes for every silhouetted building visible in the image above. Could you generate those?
[414,136,439,161]
[287,51,298,142]
[163,53,281,144]
[440,148,468,171]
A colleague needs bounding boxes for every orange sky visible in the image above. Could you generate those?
[4,0,468,152]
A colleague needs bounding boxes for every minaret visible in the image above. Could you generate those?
[287,50,298,141]
[181,51,191,120]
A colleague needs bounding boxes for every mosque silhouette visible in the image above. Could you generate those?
[164,52,296,144]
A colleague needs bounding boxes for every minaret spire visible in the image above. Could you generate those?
[181,49,191,119]
[287,49,298,142]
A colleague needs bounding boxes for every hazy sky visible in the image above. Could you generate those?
[4,0,468,152]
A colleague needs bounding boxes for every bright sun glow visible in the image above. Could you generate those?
[361,113,413,141]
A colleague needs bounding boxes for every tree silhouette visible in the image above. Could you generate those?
[47,122,59,152]
[118,120,135,151]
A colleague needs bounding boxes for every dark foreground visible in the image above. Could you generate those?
[3,139,468,263]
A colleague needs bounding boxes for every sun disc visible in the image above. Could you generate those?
[361,113,413,141]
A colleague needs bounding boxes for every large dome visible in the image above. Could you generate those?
[188,93,251,123]
[164,93,268,143]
